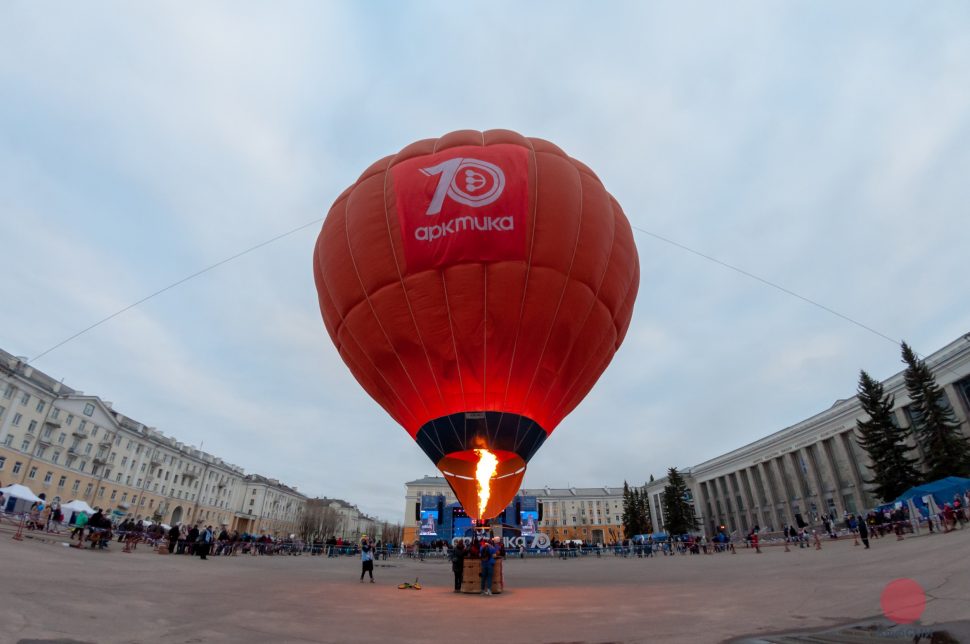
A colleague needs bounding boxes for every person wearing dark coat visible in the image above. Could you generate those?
[858,517,870,549]
[168,524,180,554]
[451,541,467,592]
[187,525,200,556]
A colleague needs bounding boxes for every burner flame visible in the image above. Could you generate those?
[475,449,498,516]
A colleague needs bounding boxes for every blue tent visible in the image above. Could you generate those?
[633,532,667,542]
[891,476,970,512]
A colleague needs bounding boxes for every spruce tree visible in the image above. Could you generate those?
[661,467,698,535]
[622,482,653,537]
[637,486,652,534]
[621,481,635,538]
[901,342,970,479]
[855,369,921,501]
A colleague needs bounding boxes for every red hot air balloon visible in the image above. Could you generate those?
[313,129,639,519]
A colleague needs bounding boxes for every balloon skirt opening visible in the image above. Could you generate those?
[438,449,526,520]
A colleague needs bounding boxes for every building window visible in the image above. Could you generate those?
[21,440,30,451]
[43,471,52,483]
[13,413,22,426]
[58,432,66,444]
[121,456,127,466]
[84,483,93,496]
[110,490,117,501]
[52,452,60,464]
[66,414,73,426]
[131,495,137,505]
[0,405,5,418]
[83,403,95,417]
[0,456,5,470]
[58,475,67,488]
[36,400,46,413]
[85,444,92,455]
[3,435,10,447]
[72,480,80,492]
[116,472,122,482]
[28,466,38,479]
[12,461,22,474]
[20,392,30,405]
[3,384,13,399]
[98,487,105,498]
[50,408,59,420]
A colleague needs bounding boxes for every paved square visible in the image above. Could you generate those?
[0,528,967,643]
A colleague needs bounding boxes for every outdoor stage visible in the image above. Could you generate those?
[0,528,968,643]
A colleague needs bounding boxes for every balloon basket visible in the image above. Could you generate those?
[460,558,503,594]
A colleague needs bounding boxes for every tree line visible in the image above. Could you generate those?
[856,341,970,502]
[623,468,699,537]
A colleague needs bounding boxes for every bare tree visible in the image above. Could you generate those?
[380,521,403,544]
[300,502,340,542]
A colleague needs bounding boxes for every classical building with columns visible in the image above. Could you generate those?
[645,333,970,536]
[403,333,970,541]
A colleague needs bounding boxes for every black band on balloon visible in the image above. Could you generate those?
[415,412,548,464]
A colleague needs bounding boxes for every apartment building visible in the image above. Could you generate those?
[0,350,305,536]
[402,475,624,543]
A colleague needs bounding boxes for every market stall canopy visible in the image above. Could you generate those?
[0,483,43,503]
[60,500,96,515]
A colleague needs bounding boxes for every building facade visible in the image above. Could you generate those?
[404,333,970,541]
[0,350,305,536]
[305,497,382,542]
[644,333,970,536]
[403,475,624,543]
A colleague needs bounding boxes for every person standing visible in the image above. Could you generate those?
[479,538,496,596]
[858,516,870,549]
[198,525,213,560]
[71,510,88,541]
[451,540,466,593]
[167,524,180,554]
[360,537,375,583]
[187,525,200,555]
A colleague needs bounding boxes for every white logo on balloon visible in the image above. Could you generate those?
[421,157,506,215]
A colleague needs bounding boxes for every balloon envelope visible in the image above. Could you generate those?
[314,129,639,518]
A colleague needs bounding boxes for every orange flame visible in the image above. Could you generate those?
[474,449,498,517]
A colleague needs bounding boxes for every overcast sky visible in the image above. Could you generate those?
[2,2,968,522]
